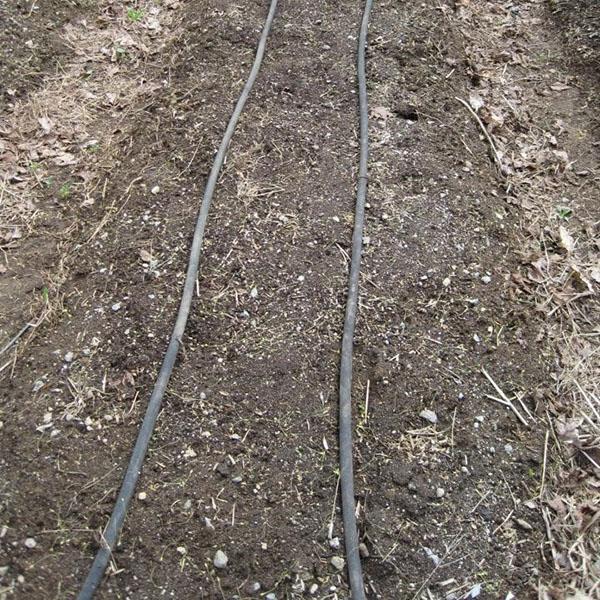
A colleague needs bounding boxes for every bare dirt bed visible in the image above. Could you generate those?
[0,1,598,599]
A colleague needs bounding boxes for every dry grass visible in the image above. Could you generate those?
[0,1,181,242]
[448,1,600,595]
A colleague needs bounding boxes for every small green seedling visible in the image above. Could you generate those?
[41,286,49,304]
[127,7,144,22]
[29,161,42,173]
[58,182,72,200]
[556,206,572,220]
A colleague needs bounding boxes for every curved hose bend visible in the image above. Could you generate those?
[339,0,373,599]
[77,2,279,597]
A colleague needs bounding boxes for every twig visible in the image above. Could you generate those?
[492,509,514,535]
[450,407,457,453]
[328,473,341,540]
[0,323,32,355]
[469,490,491,514]
[481,367,529,427]
[541,506,561,570]
[539,429,549,499]
[364,379,370,424]
[456,97,504,176]
[411,535,463,600]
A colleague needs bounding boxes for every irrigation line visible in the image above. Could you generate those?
[338,0,373,599]
[76,1,279,597]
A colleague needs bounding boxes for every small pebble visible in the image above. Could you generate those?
[481,275,492,284]
[442,277,451,287]
[151,185,160,194]
[64,352,74,363]
[265,594,277,600]
[436,487,445,498]
[359,542,370,558]
[111,302,122,312]
[24,538,37,549]
[213,549,228,569]
[330,556,345,571]
[247,581,261,594]
[329,537,340,550]
[419,409,438,424]
[504,444,514,454]
[184,446,197,459]
[138,491,147,501]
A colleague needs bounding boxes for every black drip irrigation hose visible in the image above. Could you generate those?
[76,1,279,597]
[339,0,373,599]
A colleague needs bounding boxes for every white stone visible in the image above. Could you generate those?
[419,409,438,424]
[214,550,228,569]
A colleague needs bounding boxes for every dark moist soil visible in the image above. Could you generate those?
[0,0,89,104]
[1,0,594,598]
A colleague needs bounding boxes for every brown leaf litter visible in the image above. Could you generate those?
[450,0,599,596]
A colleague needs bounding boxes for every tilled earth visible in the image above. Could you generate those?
[0,1,598,599]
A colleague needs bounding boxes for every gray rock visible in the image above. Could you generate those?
[419,409,438,424]
[330,556,345,571]
[213,550,228,569]
[329,537,340,550]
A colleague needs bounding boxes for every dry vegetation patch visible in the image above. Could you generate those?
[0,0,183,340]
[449,1,599,595]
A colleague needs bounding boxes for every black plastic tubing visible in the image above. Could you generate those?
[77,1,279,597]
[338,0,373,599]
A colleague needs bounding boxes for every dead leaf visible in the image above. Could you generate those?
[145,17,161,30]
[370,106,392,121]
[546,496,567,516]
[53,152,78,166]
[556,417,583,447]
[558,226,574,254]
[37,117,53,135]
[552,150,570,170]
[569,266,594,294]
